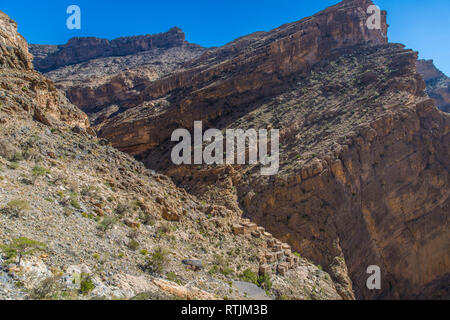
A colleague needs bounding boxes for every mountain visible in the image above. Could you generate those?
[0,11,340,300]
[17,0,450,299]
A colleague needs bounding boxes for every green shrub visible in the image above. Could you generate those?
[4,199,30,216]
[0,237,46,265]
[32,166,49,177]
[166,271,181,284]
[70,199,81,209]
[6,199,30,212]
[97,216,117,233]
[145,247,168,274]
[128,239,140,251]
[208,265,219,276]
[79,273,95,295]
[257,274,272,292]
[69,192,81,209]
[156,223,176,237]
[240,268,258,284]
[9,152,23,162]
[220,267,234,276]
[7,161,19,170]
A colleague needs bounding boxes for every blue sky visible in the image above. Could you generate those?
[1,0,449,74]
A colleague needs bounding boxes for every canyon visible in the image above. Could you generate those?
[2,0,449,300]
[0,9,340,300]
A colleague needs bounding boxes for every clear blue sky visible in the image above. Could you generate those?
[1,0,449,74]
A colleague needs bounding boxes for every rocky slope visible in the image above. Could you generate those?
[0,11,340,300]
[417,59,450,113]
[28,0,449,300]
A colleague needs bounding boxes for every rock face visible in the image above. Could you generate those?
[0,12,90,129]
[417,60,450,113]
[29,0,449,300]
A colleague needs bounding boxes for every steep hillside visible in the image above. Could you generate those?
[0,11,340,300]
[28,0,449,300]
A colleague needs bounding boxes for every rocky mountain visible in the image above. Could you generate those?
[0,11,340,300]
[417,59,450,113]
[9,0,450,300]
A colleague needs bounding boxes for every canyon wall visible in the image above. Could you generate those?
[29,0,449,299]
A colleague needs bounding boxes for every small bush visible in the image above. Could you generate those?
[145,247,168,274]
[97,216,117,233]
[0,237,46,265]
[30,276,64,300]
[6,199,30,212]
[240,268,258,284]
[79,273,95,295]
[31,166,49,183]
[220,267,234,276]
[257,274,272,292]
[128,239,140,251]
[7,162,19,170]
[32,165,49,177]
[69,192,81,209]
[70,199,81,209]
[208,265,219,276]
[9,152,23,162]
[114,203,130,217]
[3,199,30,216]
[166,271,181,285]
[156,223,176,237]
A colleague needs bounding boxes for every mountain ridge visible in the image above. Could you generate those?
[4,0,450,300]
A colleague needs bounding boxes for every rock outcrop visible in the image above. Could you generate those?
[0,12,90,130]
[417,59,450,112]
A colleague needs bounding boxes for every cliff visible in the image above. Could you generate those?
[0,11,90,130]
